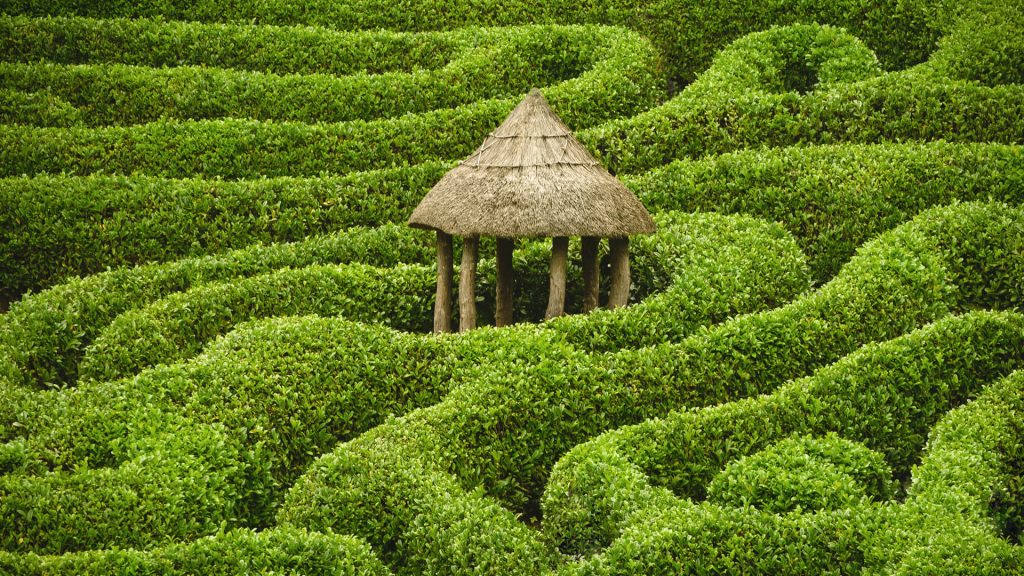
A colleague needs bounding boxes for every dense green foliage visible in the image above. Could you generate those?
[1,1,1022,574]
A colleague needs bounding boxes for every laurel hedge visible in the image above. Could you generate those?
[278,202,1024,574]
[581,24,1024,175]
[0,163,447,299]
[0,25,638,126]
[0,527,392,576]
[0,14,456,76]
[0,0,952,84]
[0,89,82,127]
[625,141,1024,281]
[550,340,1024,573]
[0,26,661,179]
[0,224,434,393]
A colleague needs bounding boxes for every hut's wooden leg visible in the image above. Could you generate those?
[545,236,569,320]
[495,237,514,327]
[581,236,600,313]
[459,236,479,332]
[608,237,630,310]
[433,231,454,333]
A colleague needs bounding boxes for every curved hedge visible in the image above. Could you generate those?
[72,211,808,382]
[0,25,661,179]
[277,202,1024,574]
[0,0,951,83]
[927,0,1024,86]
[0,211,808,554]
[625,141,1024,281]
[0,163,448,298]
[581,24,1024,175]
[544,310,1024,559]
[0,14,457,76]
[0,224,434,393]
[0,26,633,126]
[0,527,392,576]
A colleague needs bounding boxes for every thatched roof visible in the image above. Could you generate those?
[408,89,655,238]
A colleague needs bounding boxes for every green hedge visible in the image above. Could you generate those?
[77,262,436,383]
[1,315,462,552]
[0,89,82,127]
[0,0,952,84]
[278,202,1024,574]
[0,30,661,178]
[545,211,809,352]
[72,212,808,382]
[705,434,895,514]
[544,310,1024,566]
[625,141,1024,281]
[0,25,636,126]
[0,527,392,575]
[581,24,1024,175]
[0,14,457,76]
[927,0,1024,86]
[0,224,434,394]
[0,163,447,298]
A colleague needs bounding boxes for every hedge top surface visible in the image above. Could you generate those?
[408,89,655,238]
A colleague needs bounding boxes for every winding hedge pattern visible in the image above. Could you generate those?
[1,4,1023,575]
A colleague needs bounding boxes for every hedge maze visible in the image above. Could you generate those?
[1,1,1022,574]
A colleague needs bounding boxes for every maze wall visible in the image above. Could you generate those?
[1,2,1022,574]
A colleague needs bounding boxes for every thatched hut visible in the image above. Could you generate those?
[409,89,655,332]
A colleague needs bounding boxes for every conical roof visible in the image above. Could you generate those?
[408,89,655,238]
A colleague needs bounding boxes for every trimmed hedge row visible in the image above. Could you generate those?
[0,0,949,83]
[1,315,463,552]
[77,262,436,383]
[0,527,392,576]
[624,141,1024,281]
[0,14,457,76]
[0,224,434,393]
[581,24,1024,175]
[927,0,1024,86]
[277,202,1024,574]
[0,89,82,127]
[70,211,807,382]
[0,163,448,298]
[554,336,1024,574]
[543,310,1024,557]
[546,211,809,352]
[4,141,1020,307]
[0,211,808,554]
[0,25,636,126]
[0,28,661,178]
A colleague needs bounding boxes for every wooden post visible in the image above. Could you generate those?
[459,236,479,332]
[545,236,569,320]
[581,236,600,313]
[495,237,514,327]
[433,231,454,333]
[608,237,630,310]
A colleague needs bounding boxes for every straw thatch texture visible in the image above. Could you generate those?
[409,89,655,238]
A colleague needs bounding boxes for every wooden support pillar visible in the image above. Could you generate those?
[495,237,514,327]
[608,237,630,310]
[459,236,479,332]
[433,231,454,333]
[545,236,569,320]
[581,236,600,313]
